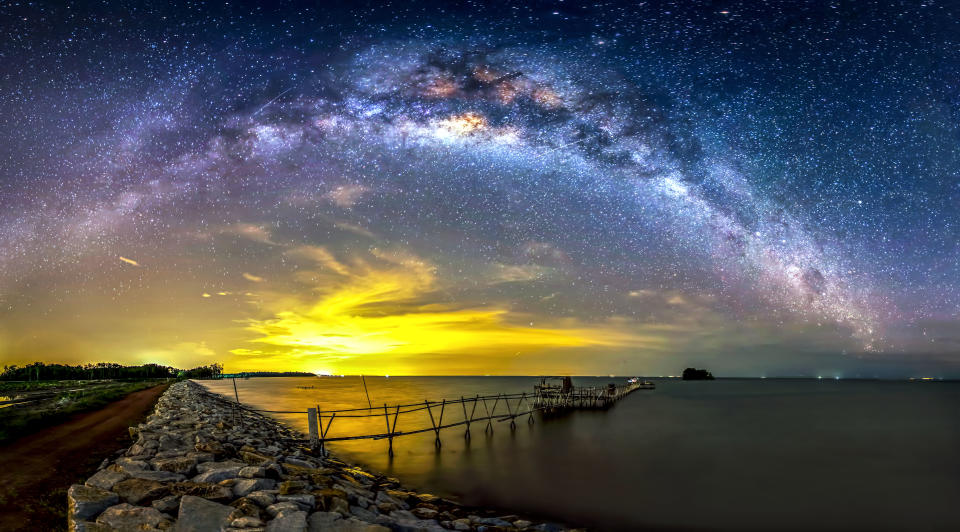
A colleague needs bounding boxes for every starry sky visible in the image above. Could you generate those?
[1,1,958,377]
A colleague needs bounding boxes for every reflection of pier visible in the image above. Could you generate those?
[223,377,653,456]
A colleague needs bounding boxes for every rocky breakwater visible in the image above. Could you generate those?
[68,380,574,532]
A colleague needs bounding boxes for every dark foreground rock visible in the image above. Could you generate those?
[68,380,578,531]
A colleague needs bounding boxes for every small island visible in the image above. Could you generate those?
[682,367,715,380]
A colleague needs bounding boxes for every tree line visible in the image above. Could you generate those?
[0,362,224,381]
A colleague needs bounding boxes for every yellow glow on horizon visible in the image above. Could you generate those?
[237,247,647,374]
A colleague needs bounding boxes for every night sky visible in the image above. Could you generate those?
[1,1,958,377]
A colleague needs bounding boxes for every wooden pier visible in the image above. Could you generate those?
[230,377,654,456]
[533,376,648,414]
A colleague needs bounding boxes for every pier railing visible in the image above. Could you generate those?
[210,380,648,456]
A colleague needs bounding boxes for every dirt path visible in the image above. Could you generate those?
[0,383,169,531]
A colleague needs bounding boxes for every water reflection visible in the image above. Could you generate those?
[200,377,960,531]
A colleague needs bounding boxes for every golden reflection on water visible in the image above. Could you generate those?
[200,375,550,481]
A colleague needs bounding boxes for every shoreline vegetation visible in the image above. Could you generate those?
[0,363,223,446]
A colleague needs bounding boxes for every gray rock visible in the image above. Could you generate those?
[239,466,266,478]
[197,460,246,473]
[374,490,408,510]
[153,456,198,475]
[266,501,301,518]
[128,469,187,482]
[193,466,243,484]
[513,519,533,529]
[159,433,187,451]
[232,515,266,528]
[283,457,316,469]
[411,507,438,519]
[474,516,513,527]
[350,504,378,521]
[96,503,172,530]
[115,458,150,472]
[152,495,181,515]
[68,484,119,521]
[85,469,129,491]
[234,478,277,498]
[175,495,235,532]
[248,490,277,507]
[329,497,350,516]
[307,511,342,531]
[277,494,315,511]
[451,518,472,531]
[112,478,169,505]
[266,510,308,532]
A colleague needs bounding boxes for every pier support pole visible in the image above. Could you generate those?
[307,408,319,451]
[461,396,471,440]
[383,404,393,457]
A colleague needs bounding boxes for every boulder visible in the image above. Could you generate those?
[175,495,234,532]
[229,497,263,520]
[314,488,348,512]
[128,469,187,483]
[247,490,277,508]
[277,493,315,511]
[152,495,181,515]
[232,515,266,528]
[193,466,243,484]
[283,457,316,469]
[473,516,514,528]
[197,460,246,473]
[239,466,266,478]
[84,469,129,491]
[153,456,198,475]
[112,478,169,505]
[266,510,308,532]
[169,481,234,503]
[278,480,309,495]
[412,507,438,520]
[242,451,275,466]
[234,478,277,498]
[115,458,150,472]
[95,503,172,530]
[68,484,120,521]
[266,501,301,518]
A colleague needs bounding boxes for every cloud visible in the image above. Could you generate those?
[226,223,277,245]
[325,184,369,208]
[243,273,265,283]
[119,256,140,267]
[238,247,644,374]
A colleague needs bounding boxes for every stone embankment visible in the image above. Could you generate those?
[68,381,573,532]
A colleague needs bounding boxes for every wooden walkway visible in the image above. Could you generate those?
[224,377,653,456]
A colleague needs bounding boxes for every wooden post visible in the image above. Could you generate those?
[506,395,517,430]
[307,408,319,450]
[232,377,243,427]
[461,396,470,439]
[425,400,441,448]
[320,412,336,457]
[383,404,393,457]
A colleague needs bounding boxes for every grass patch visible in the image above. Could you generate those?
[0,380,165,445]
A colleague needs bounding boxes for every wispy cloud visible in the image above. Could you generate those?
[238,247,644,374]
[119,256,140,267]
[243,272,265,283]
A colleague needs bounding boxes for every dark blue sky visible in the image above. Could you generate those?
[1,1,957,376]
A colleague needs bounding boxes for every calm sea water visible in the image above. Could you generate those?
[200,377,960,531]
